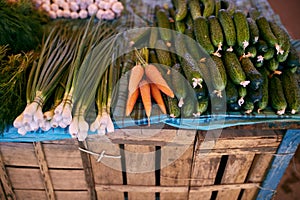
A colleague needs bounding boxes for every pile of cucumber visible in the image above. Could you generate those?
[146,0,300,117]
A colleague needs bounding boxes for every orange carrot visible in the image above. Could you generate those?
[128,64,144,96]
[139,79,152,125]
[150,84,167,114]
[145,64,174,98]
[125,88,140,116]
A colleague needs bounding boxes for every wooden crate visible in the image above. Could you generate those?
[0,127,297,200]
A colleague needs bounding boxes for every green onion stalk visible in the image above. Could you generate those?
[69,25,119,141]
[13,22,76,135]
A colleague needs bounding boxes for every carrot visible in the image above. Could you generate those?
[125,88,140,116]
[150,83,167,114]
[139,79,152,125]
[145,64,174,98]
[128,64,144,96]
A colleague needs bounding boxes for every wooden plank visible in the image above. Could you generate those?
[95,183,258,192]
[78,141,96,200]
[86,136,123,200]
[33,142,55,200]
[0,180,5,200]
[257,129,300,199]
[189,154,221,200]
[14,190,89,200]
[216,154,255,200]
[0,143,38,167]
[203,147,279,155]
[89,128,196,146]
[0,150,16,200]
[95,185,188,193]
[43,143,83,169]
[125,145,156,200]
[6,168,87,190]
[160,129,196,200]
[241,154,274,200]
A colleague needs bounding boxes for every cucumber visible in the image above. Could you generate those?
[233,10,250,49]
[184,28,205,61]
[269,76,287,115]
[243,97,254,114]
[195,83,208,100]
[149,26,158,49]
[202,0,215,17]
[171,64,188,107]
[188,0,202,20]
[257,67,269,113]
[253,56,264,68]
[248,86,263,103]
[248,8,261,20]
[223,52,249,87]
[226,78,239,104]
[265,58,279,72]
[263,47,274,61]
[194,16,215,54]
[269,21,291,56]
[284,45,300,67]
[185,13,194,30]
[208,15,224,52]
[281,70,300,114]
[245,45,257,58]
[238,85,247,106]
[256,40,268,53]
[256,17,278,49]
[240,57,263,90]
[220,0,235,16]
[289,66,298,74]
[155,40,172,67]
[215,0,221,16]
[218,9,236,51]
[210,55,227,96]
[210,93,227,113]
[235,46,245,57]
[175,20,186,33]
[181,52,204,88]
[167,96,181,118]
[182,96,197,117]
[175,0,188,21]
[195,97,209,116]
[149,49,159,64]
[247,18,259,44]
[156,8,172,46]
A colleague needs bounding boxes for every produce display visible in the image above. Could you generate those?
[0,0,299,141]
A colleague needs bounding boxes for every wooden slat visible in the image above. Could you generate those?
[202,147,280,155]
[7,168,87,190]
[216,154,255,200]
[95,182,258,192]
[33,142,55,200]
[0,143,38,167]
[86,136,123,200]
[0,181,5,200]
[189,154,222,200]
[125,145,156,200]
[160,129,196,200]
[0,150,16,200]
[14,190,89,200]
[43,143,83,169]
[241,154,274,200]
[78,141,96,200]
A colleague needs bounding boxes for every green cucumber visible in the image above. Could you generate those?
[175,0,188,21]
[167,96,181,118]
[156,8,172,46]
[195,83,208,100]
[155,40,172,66]
[233,10,250,49]
[194,16,215,54]
[256,17,278,48]
[269,76,287,115]
[240,57,263,90]
[245,45,257,58]
[185,13,194,30]
[195,97,209,116]
[256,40,268,53]
[263,47,274,61]
[284,45,300,67]
[226,78,239,104]
[238,85,247,106]
[215,0,221,16]
[247,18,259,44]
[269,21,291,57]
[149,26,158,49]
[243,97,254,114]
[181,52,204,88]
[223,52,249,87]
[182,96,197,117]
[220,0,236,16]
[265,58,279,72]
[281,70,300,114]
[188,0,202,20]
[248,86,263,103]
[202,0,215,17]
[175,20,186,33]
[248,8,261,20]
[208,15,224,52]
[171,64,188,107]
[257,67,269,113]
[210,55,227,96]
[218,9,236,51]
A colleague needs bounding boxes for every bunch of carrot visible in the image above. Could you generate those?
[125,48,174,125]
